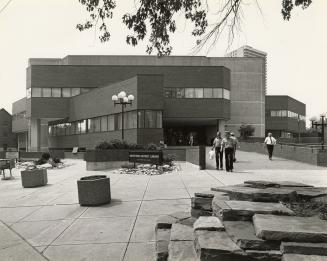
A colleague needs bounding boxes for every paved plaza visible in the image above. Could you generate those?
[1,150,327,261]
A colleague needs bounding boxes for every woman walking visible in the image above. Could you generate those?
[212,131,223,170]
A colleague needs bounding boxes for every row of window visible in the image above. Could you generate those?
[49,110,162,136]
[27,87,93,98]
[12,111,26,120]
[164,88,230,100]
[270,110,305,121]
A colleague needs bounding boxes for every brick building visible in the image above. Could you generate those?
[265,95,306,138]
[12,53,266,151]
[0,109,17,151]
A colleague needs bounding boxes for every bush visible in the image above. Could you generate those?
[163,154,175,166]
[41,152,51,161]
[53,158,61,164]
[146,143,157,150]
[36,158,47,165]
[238,124,255,139]
[95,141,114,150]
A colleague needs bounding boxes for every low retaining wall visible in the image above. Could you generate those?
[64,152,85,159]
[239,142,327,166]
[85,146,206,171]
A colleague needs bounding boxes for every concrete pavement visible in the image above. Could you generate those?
[0,150,326,260]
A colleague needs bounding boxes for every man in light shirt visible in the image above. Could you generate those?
[264,132,277,160]
[221,131,236,172]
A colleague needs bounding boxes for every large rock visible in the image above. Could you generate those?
[211,185,297,202]
[244,180,313,189]
[194,230,247,261]
[170,223,194,241]
[192,197,213,211]
[156,215,178,229]
[281,242,327,256]
[253,214,327,243]
[224,221,280,251]
[168,241,198,261]
[245,250,282,261]
[282,254,327,261]
[191,209,212,219]
[213,200,294,221]
[156,240,169,261]
[193,216,224,231]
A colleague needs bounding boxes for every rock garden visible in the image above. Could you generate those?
[154,180,327,261]
[15,152,65,170]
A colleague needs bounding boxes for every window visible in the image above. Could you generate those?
[212,88,223,98]
[145,110,157,128]
[81,88,92,94]
[100,116,108,132]
[26,88,31,98]
[156,111,162,128]
[71,88,81,96]
[194,88,203,98]
[203,88,213,98]
[108,115,115,131]
[79,120,87,134]
[52,88,61,97]
[176,88,185,98]
[62,88,71,97]
[125,111,137,129]
[164,88,176,98]
[138,110,144,128]
[223,89,230,100]
[42,88,51,97]
[185,88,195,98]
[88,118,100,133]
[71,122,78,135]
[32,88,42,97]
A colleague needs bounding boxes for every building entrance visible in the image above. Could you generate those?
[164,127,207,146]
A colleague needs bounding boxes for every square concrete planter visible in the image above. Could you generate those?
[77,175,111,206]
[21,169,48,188]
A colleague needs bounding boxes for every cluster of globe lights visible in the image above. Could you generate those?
[111,91,134,103]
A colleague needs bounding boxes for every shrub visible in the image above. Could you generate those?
[95,141,114,150]
[163,154,175,166]
[53,158,61,164]
[110,139,129,149]
[41,152,51,161]
[238,124,255,139]
[146,143,157,150]
[36,158,47,165]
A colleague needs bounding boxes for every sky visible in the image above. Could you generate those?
[0,0,326,126]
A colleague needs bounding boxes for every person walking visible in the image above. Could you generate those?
[221,131,236,172]
[230,132,239,162]
[212,131,223,170]
[264,132,277,160]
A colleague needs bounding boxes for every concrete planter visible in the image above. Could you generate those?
[85,149,130,171]
[77,175,111,206]
[21,169,48,188]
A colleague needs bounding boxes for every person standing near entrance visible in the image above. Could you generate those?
[189,132,194,146]
[212,131,223,170]
[264,133,277,160]
[221,131,235,172]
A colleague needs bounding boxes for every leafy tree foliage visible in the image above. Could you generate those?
[238,124,255,139]
[77,0,313,55]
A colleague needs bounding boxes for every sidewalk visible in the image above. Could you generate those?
[0,150,326,260]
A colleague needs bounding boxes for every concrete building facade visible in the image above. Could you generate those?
[0,109,17,151]
[12,54,266,151]
[265,95,306,138]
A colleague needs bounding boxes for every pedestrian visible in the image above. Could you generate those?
[221,131,235,172]
[212,131,223,170]
[264,132,277,160]
[189,132,194,146]
[230,132,239,162]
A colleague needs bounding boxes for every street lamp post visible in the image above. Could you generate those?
[111,91,134,141]
[312,114,326,150]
